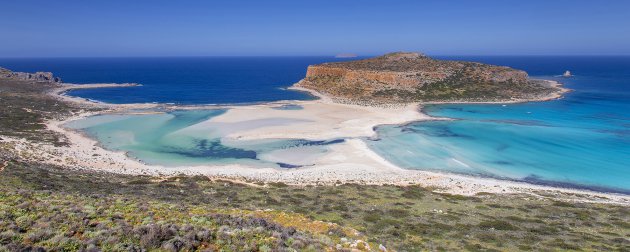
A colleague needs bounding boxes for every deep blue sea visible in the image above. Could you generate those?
[1,56,628,193]
[0,57,356,104]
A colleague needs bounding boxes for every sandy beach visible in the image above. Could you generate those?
[1,80,626,205]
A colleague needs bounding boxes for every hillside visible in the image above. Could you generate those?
[295,52,561,103]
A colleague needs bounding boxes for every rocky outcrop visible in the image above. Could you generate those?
[334,53,358,58]
[295,52,557,103]
[0,67,61,83]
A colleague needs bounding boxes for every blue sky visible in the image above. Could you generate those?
[1,0,629,57]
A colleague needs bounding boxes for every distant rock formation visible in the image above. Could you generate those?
[295,52,559,103]
[0,67,61,83]
[335,53,358,58]
[563,70,572,77]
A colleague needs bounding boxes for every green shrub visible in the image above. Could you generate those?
[478,220,518,231]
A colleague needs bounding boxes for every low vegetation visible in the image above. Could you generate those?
[0,77,87,146]
[1,161,628,251]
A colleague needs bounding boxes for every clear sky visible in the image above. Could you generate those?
[1,0,629,57]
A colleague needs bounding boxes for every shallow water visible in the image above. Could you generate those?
[65,109,333,168]
[271,104,304,110]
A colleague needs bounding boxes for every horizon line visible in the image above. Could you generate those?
[2,54,630,59]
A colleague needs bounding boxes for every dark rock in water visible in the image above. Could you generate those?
[277,163,302,168]
[492,160,513,165]
[162,139,258,160]
[563,70,572,77]
[299,138,345,146]
[271,104,303,110]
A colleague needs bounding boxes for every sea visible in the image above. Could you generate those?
[1,56,628,193]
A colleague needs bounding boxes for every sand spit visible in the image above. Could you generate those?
[208,100,428,141]
[50,82,160,110]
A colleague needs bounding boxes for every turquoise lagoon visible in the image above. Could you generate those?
[368,79,630,193]
[66,109,334,168]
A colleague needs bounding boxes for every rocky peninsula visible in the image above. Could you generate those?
[0,67,62,83]
[295,52,565,104]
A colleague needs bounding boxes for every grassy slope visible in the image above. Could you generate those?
[0,161,628,251]
[0,77,93,146]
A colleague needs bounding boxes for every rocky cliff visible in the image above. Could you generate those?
[0,67,61,83]
[295,52,558,103]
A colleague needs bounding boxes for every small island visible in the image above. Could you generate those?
[296,52,566,104]
[563,70,573,77]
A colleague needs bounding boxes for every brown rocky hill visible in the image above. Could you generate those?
[294,52,559,103]
[0,67,61,83]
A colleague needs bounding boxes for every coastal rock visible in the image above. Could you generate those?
[335,53,358,58]
[295,52,556,103]
[0,67,61,83]
[563,70,572,77]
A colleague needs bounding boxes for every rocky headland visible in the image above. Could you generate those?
[294,52,565,104]
[0,67,62,83]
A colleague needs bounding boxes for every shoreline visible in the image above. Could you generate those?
[16,78,629,204]
[423,79,571,105]
[49,82,161,110]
